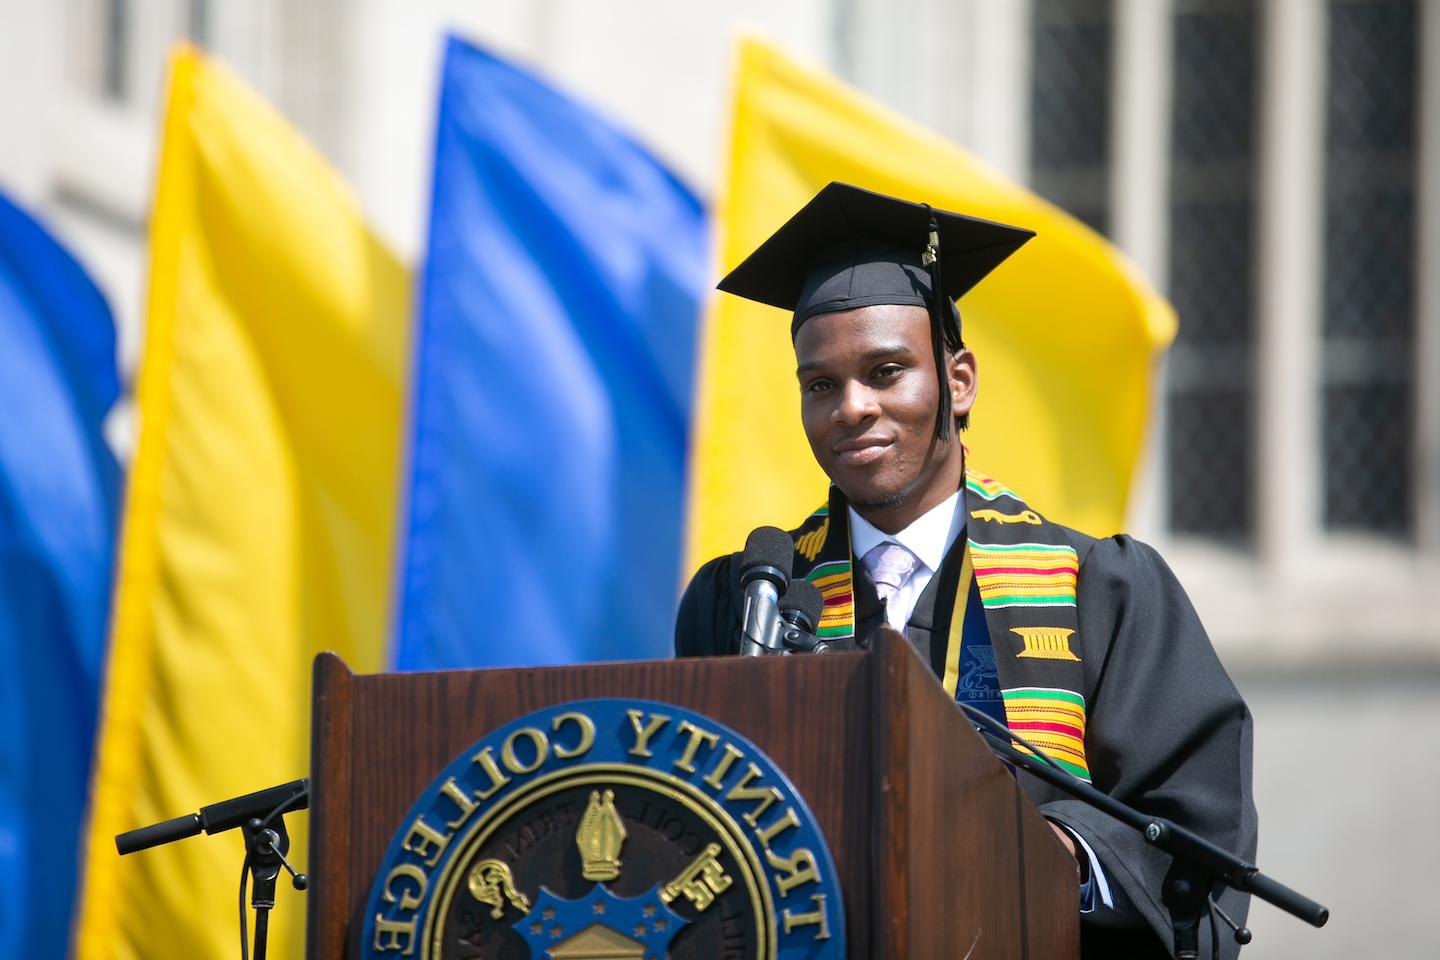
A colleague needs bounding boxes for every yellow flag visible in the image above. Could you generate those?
[75,48,408,958]
[685,38,1175,570]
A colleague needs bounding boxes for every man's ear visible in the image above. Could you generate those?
[950,348,978,419]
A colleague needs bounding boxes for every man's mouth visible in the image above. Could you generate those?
[833,437,891,466]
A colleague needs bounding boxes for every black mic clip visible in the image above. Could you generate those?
[778,579,830,653]
[779,620,823,653]
[243,816,309,901]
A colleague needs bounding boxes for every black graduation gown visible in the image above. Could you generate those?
[675,517,1258,960]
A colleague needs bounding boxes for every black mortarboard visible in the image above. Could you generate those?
[717,182,1034,440]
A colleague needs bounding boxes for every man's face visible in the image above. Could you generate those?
[793,303,976,531]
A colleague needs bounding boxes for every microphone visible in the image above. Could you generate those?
[778,579,827,653]
[738,526,793,656]
[116,778,310,855]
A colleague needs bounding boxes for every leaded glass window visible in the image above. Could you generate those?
[1321,0,1418,535]
[1030,0,1114,235]
[101,0,130,102]
[1166,0,1259,539]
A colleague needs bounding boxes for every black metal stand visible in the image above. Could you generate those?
[241,815,308,960]
[1162,860,1211,959]
[956,702,1328,955]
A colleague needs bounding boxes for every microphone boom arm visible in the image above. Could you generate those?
[956,700,1327,956]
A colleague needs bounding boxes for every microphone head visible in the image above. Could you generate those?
[779,579,825,633]
[740,525,794,590]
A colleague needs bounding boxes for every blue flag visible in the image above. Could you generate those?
[0,191,120,956]
[394,36,708,669]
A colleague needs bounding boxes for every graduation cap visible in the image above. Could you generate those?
[717,182,1034,440]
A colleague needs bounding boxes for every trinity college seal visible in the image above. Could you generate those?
[362,699,845,959]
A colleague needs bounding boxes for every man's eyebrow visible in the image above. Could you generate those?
[795,345,912,377]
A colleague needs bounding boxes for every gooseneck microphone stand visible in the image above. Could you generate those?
[115,778,310,960]
[955,702,1328,958]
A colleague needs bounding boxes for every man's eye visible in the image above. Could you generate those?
[873,364,903,381]
[804,378,834,394]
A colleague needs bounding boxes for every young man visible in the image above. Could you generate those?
[675,183,1257,958]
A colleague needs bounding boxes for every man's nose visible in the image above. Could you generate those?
[832,380,878,425]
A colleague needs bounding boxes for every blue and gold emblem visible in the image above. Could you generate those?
[362,700,845,958]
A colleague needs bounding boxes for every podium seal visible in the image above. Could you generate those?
[362,699,845,959]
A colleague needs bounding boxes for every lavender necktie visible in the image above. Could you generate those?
[861,541,917,630]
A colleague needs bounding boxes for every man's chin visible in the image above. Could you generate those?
[845,486,908,513]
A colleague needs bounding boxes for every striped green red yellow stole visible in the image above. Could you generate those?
[786,468,1092,782]
[963,467,1090,780]
[789,502,856,644]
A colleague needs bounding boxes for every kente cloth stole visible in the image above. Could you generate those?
[787,468,1092,782]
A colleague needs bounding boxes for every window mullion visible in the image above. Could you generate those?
[1255,0,1326,566]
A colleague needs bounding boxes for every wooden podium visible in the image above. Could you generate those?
[306,633,1078,958]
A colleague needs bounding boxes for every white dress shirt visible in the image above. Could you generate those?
[847,491,965,631]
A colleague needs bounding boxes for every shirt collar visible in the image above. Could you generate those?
[847,489,965,575]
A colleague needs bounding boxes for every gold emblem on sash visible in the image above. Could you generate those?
[1010,627,1080,661]
[970,508,1042,525]
[795,517,830,561]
